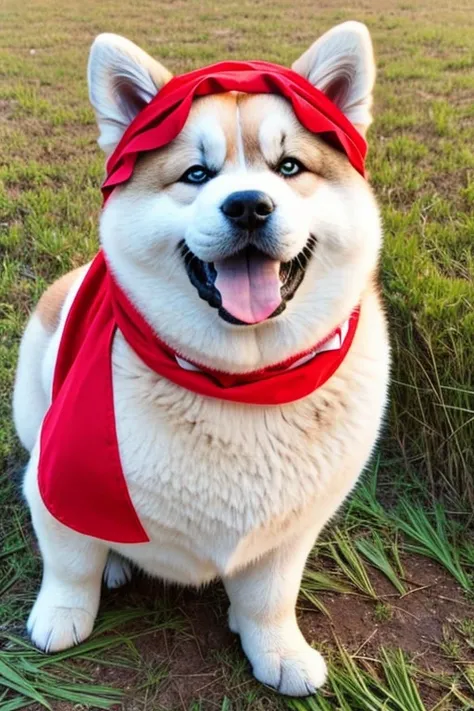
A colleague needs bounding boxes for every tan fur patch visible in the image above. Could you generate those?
[37,267,84,333]
[132,94,239,200]
[237,94,353,186]
[129,91,356,202]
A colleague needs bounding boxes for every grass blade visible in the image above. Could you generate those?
[395,501,472,591]
[356,533,407,595]
[380,648,427,711]
[0,658,51,709]
[327,529,378,599]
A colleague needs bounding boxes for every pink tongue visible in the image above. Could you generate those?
[214,250,282,324]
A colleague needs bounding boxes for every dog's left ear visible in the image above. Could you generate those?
[292,22,375,137]
[88,34,173,156]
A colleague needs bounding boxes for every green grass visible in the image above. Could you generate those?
[325,530,378,599]
[1,0,474,708]
[356,532,407,596]
[288,645,430,710]
[394,501,472,592]
[0,608,185,709]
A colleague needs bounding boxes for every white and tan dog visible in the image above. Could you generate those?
[13,22,389,697]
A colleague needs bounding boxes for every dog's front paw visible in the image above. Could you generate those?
[252,643,327,696]
[103,552,132,589]
[27,593,95,653]
[233,617,327,696]
[228,605,240,634]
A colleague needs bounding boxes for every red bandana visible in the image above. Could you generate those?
[103,60,366,202]
[39,61,365,543]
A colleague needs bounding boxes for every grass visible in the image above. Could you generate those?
[1,0,474,708]
[0,656,123,709]
[356,532,407,595]
[325,530,378,599]
[288,645,429,710]
[0,608,185,709]
[394,501,472,592]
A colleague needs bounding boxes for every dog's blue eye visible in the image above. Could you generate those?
[278,159,304,177]
[181,166,213,184]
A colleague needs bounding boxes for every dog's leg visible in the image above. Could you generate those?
[27,527,107,652]
[223,527,326,697]
[25,460,107,652]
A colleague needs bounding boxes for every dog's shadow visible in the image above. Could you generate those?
[101,569,251,706]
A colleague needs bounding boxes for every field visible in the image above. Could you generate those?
[0,0,473,709]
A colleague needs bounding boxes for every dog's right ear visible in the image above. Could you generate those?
[88,34,172,156]
[292,22,375,138]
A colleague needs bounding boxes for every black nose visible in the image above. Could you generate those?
[221,191,275,230]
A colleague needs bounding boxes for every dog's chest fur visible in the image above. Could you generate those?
[112,290,389,584]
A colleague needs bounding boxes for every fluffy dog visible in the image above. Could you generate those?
[13,21,389,697]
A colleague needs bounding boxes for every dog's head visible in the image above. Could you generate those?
[88,24,381,372]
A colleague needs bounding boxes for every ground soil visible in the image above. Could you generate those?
[34,554,470,711]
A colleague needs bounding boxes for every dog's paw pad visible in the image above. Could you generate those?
[103,553,132,589]
[252,644,327,697]
[27,601,94,653]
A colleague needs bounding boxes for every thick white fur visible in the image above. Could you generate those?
[14,24,390,697]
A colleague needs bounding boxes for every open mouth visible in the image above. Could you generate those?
[181,237,316,325]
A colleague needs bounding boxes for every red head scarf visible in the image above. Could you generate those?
[103,60,366,202]
[39,61,365,543]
